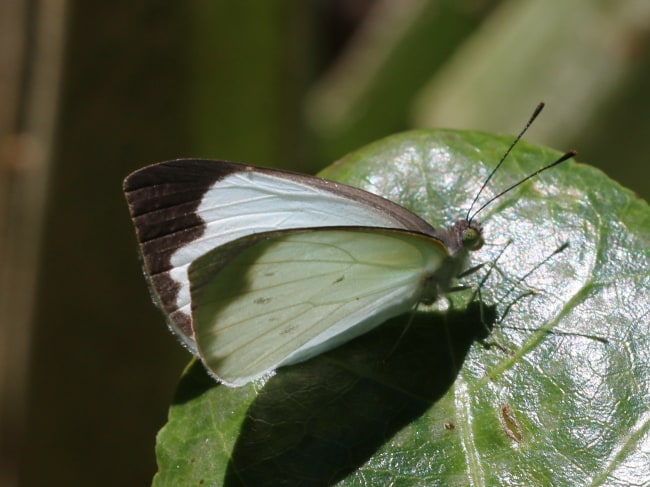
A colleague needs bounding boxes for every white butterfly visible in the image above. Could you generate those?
[123,105,573,387]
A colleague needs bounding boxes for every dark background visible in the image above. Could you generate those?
[2,1,649,486]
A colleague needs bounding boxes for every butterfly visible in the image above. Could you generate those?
[123,103,574,387]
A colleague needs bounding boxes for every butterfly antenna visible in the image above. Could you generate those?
[469,150,576,221]
[466,102,545,221]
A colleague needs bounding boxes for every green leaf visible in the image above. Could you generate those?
[153,130,650,486]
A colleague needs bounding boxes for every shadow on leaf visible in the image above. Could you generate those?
[222,301,495,486]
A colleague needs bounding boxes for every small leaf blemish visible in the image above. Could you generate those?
[500,404,523,442]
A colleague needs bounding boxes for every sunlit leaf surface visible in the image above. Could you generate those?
[153,130,650,487]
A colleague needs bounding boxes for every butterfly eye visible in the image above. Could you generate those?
[462,227,484,251]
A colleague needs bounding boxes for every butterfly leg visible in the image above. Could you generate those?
[457,262,485,279]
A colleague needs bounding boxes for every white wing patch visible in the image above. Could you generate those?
[170,171,422,336]
[189,228,448,386]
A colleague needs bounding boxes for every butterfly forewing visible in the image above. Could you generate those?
[189,227,449,386]
[123,160,437,352]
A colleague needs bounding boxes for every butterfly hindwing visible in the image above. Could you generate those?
[188,227,449,386]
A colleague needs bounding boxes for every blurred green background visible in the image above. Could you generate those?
[1,1,649,486]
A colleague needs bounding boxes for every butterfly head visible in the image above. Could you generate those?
[460,220,484,251]
[438,219,484,256]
